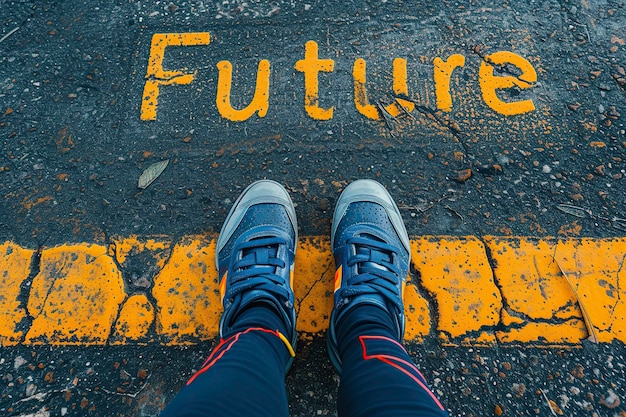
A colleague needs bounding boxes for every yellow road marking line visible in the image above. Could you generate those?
[1,236,624,346]
[26,244,126,344]
[0,242,33,345]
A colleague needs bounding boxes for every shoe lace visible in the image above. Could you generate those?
[227,236,291,303]
[343,234,403,307]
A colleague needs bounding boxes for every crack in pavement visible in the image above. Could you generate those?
[479,236,508,331]
[133,236,181,344]
[553,299,579,316]
[454,314,585,345]
[144,73,191,83]
[409,261,439,340]
[105,238,128,344]
[607,253,625,329]
[410,102,474,161]
[477,238,584,342]
[466,41,538,85]
[15,246,41,342]
[295,260,332,318]
[27,249,59,322]
[411,236,588,344]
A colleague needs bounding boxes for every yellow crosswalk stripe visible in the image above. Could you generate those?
[1,237,624,346]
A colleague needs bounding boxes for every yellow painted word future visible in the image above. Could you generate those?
[140,33,537,121]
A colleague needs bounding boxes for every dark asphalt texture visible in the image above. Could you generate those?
[1,0,625,247]
[2,340,625,416]
[1,0,626,416]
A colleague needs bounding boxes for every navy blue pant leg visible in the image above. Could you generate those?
[160,306,291,417]
[336,305,449,417]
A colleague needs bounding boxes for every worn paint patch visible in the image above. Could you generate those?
[152,236,217,343]
[1,237,625,346]
[497,320,587,345]
[404,279,431,342]
[293,237,334,336]
[141,32,211,121]
[485,237,587,344]
[25,244,125,345]
[554,238,626,343]
[109,235,172,267]
[0,242,34,346]
[111,294,155,343]
[411,237,502,345]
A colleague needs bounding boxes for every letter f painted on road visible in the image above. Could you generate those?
[140,32,211,121]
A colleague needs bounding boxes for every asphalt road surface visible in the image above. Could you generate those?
[1,0,625,416]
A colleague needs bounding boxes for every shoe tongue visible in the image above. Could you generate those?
[241,238,278,270]
[355,235,392,273]
[250,247,271,264]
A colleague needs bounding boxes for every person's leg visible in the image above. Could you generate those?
[161,306,291,417]
[161,180,298,417]
[335,306,447,417]
[160,306,293,417]
[327,180,448,417]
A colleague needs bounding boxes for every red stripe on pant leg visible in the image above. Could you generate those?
[186,327,281,386]
[359,335,445,412]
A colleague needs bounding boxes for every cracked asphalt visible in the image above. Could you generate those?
[1,0,626,416]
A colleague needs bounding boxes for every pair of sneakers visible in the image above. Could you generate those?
[216,179,411,373]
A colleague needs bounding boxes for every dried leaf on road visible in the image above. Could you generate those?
[556,204,591,218]
[138,160,169,189]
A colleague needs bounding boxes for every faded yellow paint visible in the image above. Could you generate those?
[111,294,155,343]
[497,320,587,345]
[433,54,466,112]
[1,236,625,346]
[294,40,335,120]
[110,235,172,267]
[152,236,218,343]
[391,58,415,114]
[352,58,414,120]
[0,242,33,346]
[485,237,587,344]
[353,58,380,120]
[486,238,580,319]
[411,237,502,345]
[293,238,334,335]
[21,195,53,211]
[403,281,431,341]
[554,238,626,343]
[479,51,537,115]
[25,244,125,344]
[140,32,211,121]
[216,59,271,121]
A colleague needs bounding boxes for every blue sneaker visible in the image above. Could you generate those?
[327,179,411,373]
[216,180,298,368]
